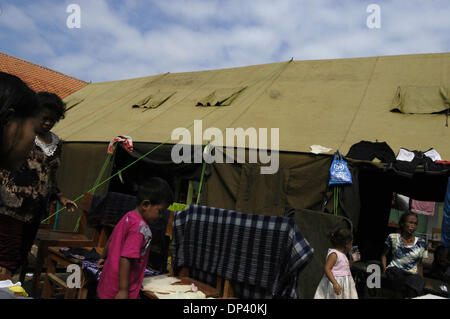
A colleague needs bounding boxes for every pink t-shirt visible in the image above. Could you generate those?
[97,210,152,299]
[327,249,351,277]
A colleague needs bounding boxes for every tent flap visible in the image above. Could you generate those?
[391,86,450,114]
[196,87,247,106]
[132,91,176,110]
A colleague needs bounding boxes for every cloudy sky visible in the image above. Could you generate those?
[0,0,449,82]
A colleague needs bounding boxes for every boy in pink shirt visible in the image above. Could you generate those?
[97,177,173,299]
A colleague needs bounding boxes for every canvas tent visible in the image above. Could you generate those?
[56,53,450,153]
[53,52,450,297]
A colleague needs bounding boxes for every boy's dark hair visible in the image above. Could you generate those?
[37,91,66,122]
[330,227,353,248]
[398,211,418,230]
[137,177,174,206]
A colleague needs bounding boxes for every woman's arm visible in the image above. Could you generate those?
[324,253,341,295]
[115,257,131,299]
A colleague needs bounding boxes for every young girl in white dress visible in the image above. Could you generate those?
[314,227,359,299]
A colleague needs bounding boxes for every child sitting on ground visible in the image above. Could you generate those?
[314,227,359,299]
[96,177,173,299]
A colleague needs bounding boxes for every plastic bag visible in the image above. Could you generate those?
[329,151,353,185]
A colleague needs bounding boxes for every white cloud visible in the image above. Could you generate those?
[1,0,449,82]
[0,4,37,32]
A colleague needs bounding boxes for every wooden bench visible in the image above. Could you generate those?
[41,246,104,299]
[30,193,107,296]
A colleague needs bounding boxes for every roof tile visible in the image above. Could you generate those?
[0,52,87,98]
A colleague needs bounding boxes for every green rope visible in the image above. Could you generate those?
[196,158,208,205]
[41,59,293,225]
[73,145,117,232]
[333,152,341,216]
[333,187,337,216]
[93,149,115,193]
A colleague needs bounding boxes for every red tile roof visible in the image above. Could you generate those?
[0,52,87,99]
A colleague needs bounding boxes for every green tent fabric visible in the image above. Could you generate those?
[56,142,113,231]
[200,151,334,216]
[287,208,352,299]
[56,52,450,159]
[196,87,247,106]
[391,86,450,114]
[132,91,176,110]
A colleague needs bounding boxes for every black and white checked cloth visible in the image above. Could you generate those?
[172,205,314,299]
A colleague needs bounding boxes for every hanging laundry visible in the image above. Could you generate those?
[396,149,415,162]
[310,145,332,154]
[346,141,396,163]
[107,135,133,154]
[389,148,447,178]
[411,199,436,216]
[424,149,442,162]
[396,148,442,162]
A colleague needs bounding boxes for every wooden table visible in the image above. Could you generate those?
[142,276,221,299]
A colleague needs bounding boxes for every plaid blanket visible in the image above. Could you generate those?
[172,205,314,298]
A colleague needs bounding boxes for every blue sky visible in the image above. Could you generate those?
[0,0,449,82]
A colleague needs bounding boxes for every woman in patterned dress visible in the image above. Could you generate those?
[0,72,42,279]
[0,91,77,278]
[381,211,426,298]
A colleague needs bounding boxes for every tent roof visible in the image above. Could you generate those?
[55,52,450,159]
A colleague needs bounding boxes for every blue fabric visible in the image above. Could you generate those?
[81,261,159,281]
[442,177,450,248]
[329,152,353,185]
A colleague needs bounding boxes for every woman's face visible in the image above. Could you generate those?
[402,215,418,235]
[1,115,42,171]
[39,107,58,134]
